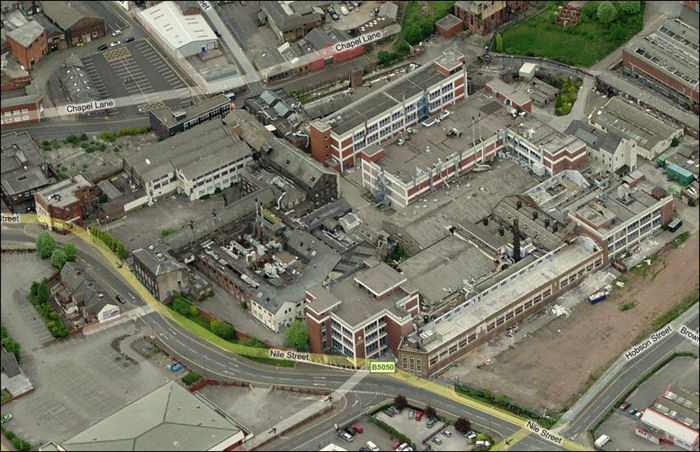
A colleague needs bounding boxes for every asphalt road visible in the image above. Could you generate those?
[1,225,560,450]
[561,312,699,441]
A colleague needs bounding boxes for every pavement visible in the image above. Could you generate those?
[1,216,577,451]
[559,305,699,445]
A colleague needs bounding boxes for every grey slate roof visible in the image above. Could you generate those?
[133,246,185,276]
[260,1,322,33]
[565,120,623,155]
[40,0,102,30]
[58,55,100,104]
[265,137,336,191]
[6,19,44,47]
[63,381,242,451]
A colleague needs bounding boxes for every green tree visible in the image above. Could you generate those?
[454,417,471,434]
[597,2,617,24]
[377,50,393,66]
[671,137,680,147]
[395,39,410,55]
[36,231,55,258]
[181,371,202,385]
[581,1,600,20]
[63,243,77,261]
[211,318,236,340]
[424,404,437,420]
[172,296,194,316]
[617,1,641,15]
[495,33,503,52]
[394,394,408,410]
[51,249,68,269]
[285,319,308,350]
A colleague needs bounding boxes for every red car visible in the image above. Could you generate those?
[415,410,424,421]
[392,440,402,450]
[351,423,363,434]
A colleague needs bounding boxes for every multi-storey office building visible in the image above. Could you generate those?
[398,236,603,376]
[34,174,98,231]
[149,94,232,140]
[305,259,420,361]
[310,50,468,171]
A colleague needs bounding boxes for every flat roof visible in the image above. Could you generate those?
[314,51,463,136]
[36,174,92,208]
[486,78,531,106]
[492,195,571,251]
[419,237,597,352]
[62,381,243,451]
[625,18,699,89]
[596,73,699,131]
[590,97,681,149]
[1,166,53,196]
[139,1,216,51]
[376,92,514,183]
[640,408,699,446]
[150,94,229,128]
[436,13,462,30]
[354,261,407,296]
[1,131,45,174]
[574,184,661,231]
[511,116,586,156]
[399,235,494,306]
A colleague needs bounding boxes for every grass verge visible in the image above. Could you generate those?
[671,231,690,248]
[650,286,699,330]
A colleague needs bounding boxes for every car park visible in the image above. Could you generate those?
[441,429,452,437]
[351,423,363,434]
[98,44,108,51]
[426,417,438,428]
[431,437,443,445]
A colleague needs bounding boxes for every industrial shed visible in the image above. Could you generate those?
[139,1,218,58]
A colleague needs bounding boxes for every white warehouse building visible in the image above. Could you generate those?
[139,1,218,57]
[124,120,252,202]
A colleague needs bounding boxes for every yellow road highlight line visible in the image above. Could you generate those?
[12,215,592,450]
[501,428,530,450]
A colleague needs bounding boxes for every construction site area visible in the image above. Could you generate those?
[442,230,699,413]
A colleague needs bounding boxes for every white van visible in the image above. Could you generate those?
[594,435,610,449]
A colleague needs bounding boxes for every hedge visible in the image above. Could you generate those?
[368,416,417,450]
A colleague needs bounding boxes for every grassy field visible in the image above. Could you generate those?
[501,1,645,67]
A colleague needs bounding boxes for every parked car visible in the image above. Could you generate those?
[426,418,438,428]
[340,5,349,15]
[465,431,478,440]
[339,431,354,442]
[441,429,452,437]
[392,440,403,450]
[431,437,442,445]
[110,40,121,47]
[344,427,357,437]
[408,409,414,419]
[383,408,395,417]
[415,410,423,421]
[351,423,363,434]
[627,407,638,416]
[396,443,411,452]
[116,294,126,304]
[98,43,108,51]
[475,440,491,448]
[170,362,183,372]
[111,29,122,37]
[331,11,340,20]
[391,406,400,415]
[619,402,631,411]
[634,410,643,418]
[421,118,438,127]
[366,440,380,452]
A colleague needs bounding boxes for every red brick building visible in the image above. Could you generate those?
[435,14,463,38]
[6,21,47,69]
[34,174,99,231]
[305,260,419,361]
[1,81,44,126]
[454,1,529,35]
[623,18,699,112]
[41,1,105,46]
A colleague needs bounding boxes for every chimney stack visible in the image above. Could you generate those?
[513,218,521,263]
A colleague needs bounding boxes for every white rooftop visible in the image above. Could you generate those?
[139,1,216,51]
[640,408,700,446]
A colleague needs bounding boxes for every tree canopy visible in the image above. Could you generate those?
[62,243,77,261]
[51,249,68,269]
[36,232,55,259]
[597,2,617,24]
[285,320,308,350]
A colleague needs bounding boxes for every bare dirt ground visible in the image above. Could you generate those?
[444,232,699,413]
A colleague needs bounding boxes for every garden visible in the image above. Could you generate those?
[500,1,645,67]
